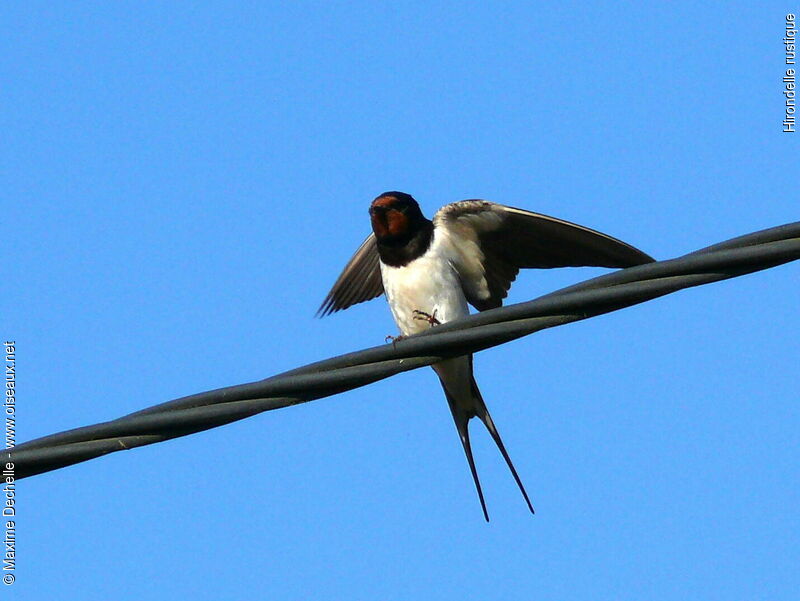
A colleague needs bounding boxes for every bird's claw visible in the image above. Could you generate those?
[385,334,406,346]
[413,309,441,326]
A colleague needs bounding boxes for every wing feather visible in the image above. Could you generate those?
[317,233,384,316]
[434,201,654,311]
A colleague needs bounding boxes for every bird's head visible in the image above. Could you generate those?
[369,191,426,243]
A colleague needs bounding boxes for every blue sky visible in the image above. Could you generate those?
[3,2,798,600]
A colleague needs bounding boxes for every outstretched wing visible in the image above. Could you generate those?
[434,200,655,311]
[317,233,384,316]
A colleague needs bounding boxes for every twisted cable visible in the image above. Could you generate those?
[6,221,799,479]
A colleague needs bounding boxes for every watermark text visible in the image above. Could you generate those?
[784,13,796,132]
[3,341,15,586]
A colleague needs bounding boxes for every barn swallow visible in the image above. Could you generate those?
[319,192,654,520]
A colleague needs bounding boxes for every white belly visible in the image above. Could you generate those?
[381,235,469,336]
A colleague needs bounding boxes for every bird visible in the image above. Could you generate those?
[318,191,654,520]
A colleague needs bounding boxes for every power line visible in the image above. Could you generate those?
[5,221,799,479]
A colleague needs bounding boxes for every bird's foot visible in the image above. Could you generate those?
[385,334,406,346]
[413,309,441,326]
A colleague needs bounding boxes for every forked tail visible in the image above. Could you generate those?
[436,357,535,521]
